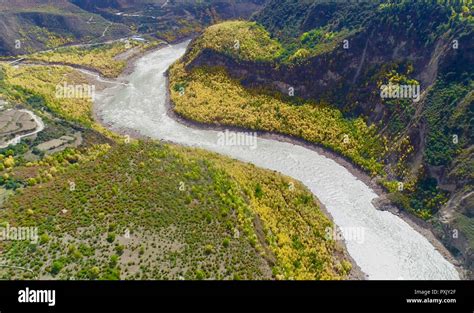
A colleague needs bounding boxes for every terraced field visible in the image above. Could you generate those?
[0,109,43,148]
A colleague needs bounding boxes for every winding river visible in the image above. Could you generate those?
[95,41,460,280]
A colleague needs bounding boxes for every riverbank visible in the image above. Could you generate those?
[90,40,365,280]
[93,107,366,281]
[163,83,465,280]
[91,41,462,280]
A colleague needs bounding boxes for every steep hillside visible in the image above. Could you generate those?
[170,1,474,277]
[71,0,266,42]
[0,0,131,56]
[0,0,266,56]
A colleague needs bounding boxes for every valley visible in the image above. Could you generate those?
[0,0,471,282]
[166,1,474,278]
[0,41,355,281]
[94,41,459,279]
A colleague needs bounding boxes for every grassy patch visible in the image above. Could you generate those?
[1,64,118,140]
[186,20,283,63]
[454,213,474,248]
[5,65,93,124]
[26,41,161,78]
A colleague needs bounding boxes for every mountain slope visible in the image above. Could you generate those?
[0,141,352,280]
[0,0,266,56]
[0,0,131,56]
[170,1,474,277]
[71,0,267,42]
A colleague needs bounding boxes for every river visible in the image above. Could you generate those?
[94,41,460,280]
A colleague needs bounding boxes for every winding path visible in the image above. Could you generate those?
[0,109,44,149]
[94,41,460,280]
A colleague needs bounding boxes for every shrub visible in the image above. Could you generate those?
[88,266,100,279]
[204,244,214,254]
[195,270,205,280]
[51,260,64,275]
[3,156,14,168]
[106,232,116,243]
[115,245,124,255]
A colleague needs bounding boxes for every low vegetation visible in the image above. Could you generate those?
[170,63,386,176]
[185,21,283,63]
[4,65,93,124]
[26,40,162,78]
[1,63,117,140]
[0,141,351,280]
[185,20,356,65]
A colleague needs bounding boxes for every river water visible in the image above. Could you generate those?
[95,41,459,280]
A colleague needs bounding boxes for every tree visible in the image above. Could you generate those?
[51,260,64,275]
